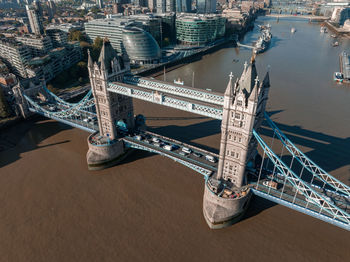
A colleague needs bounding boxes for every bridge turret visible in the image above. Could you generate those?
[88,39,134,140]
[216,59,260,187]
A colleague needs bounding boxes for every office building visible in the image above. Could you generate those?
[176,14,225,45]
[122,27,161,64]
[197,0,216,13]
[46,29,68,48]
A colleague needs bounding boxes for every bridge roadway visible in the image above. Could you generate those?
[266,14,329,20]
[122,131,219,177]
[28,100,98,133]
[123,75,225,106]
[108,81,223,120]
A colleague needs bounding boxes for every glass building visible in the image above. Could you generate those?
[197,0,216,14]
[122,27,161,64]
[175,14,225,45]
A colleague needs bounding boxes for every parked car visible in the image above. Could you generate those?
[182,147,192,154]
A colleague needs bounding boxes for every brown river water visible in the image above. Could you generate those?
[0,17,349,261]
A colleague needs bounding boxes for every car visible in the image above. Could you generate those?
[48,106,56,111]
[182,147,192,154]
[306,196,333,205]
[163,145,173,151]
[179,151,188,156]
[263,180,278,190]
[205,155,217,163]
[193,152,202,158]
[172,145,180,150]
[134,135,143,141]
[152,137,160,143]
[83,118,90,123]
[153,142,161,147]
[144,134,152,140]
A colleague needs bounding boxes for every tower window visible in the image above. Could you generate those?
[237,100,242,106]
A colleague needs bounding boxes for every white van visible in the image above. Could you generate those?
[205,155,217,163]
[182,147,192,154]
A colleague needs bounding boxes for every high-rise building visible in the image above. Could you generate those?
[96,0,104,8]
[156,0,166,13]
[47,0,57,20]
[197,0,216,13]
[175,0,191,12]
[33,0,43,16]
[26,4,44,35]
[157,0,175,13]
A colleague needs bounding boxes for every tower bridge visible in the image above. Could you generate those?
[14,39,350,231]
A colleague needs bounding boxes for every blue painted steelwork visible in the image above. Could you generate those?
[264,112,350,196]
[252,129,350,225]
[123,75,225,106]
[251,188,350,231]
[123,137,215,177]
[107,82,223,120]
[28,108,97,133]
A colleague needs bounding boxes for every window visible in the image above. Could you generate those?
[235,113,241,119]
[237,100,242,106]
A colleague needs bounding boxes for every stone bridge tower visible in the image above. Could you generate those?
[86,39,135,170]
[88,39,134,140]
[203,58,270,229]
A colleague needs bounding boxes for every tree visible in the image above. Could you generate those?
[68,29,87,42]
[91,36,103,61]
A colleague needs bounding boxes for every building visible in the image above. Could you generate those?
[0,38,31,78]
[26,42,82,82]
[15,35,53,57]
[26,4,44,35]
[331,7,350,25]
[122,27,161,64]
[176,0,191,13]
[96,0,104,9]
[45,29,68,48]
[197,0,216,14]
[85,15,163,55]
[47,0,57,20]
[175,14,225,45]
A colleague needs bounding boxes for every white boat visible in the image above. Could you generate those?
[332,41,339,47]
[320,26,327,33]
[174,78,184,85]
[334,72,343,82]
[291,27,296,33]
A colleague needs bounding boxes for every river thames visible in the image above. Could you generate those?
[0,17,349,261]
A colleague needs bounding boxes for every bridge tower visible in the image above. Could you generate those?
[87,39,134,140]
[203,58,270,229]
[86,39,135,170]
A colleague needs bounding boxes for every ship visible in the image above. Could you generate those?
[254,28,272,54]
[174,78,184,85]
[291,27,296,33]
[334,72,343,82]
[320,26,327,33]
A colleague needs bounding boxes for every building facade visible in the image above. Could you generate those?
[197,0,216,14]
[175,14,225,45]
[0,38,31,78]
[15,35,53,57]
[26,4,44,35]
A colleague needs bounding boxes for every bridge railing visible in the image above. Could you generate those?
[264,112,350,196]
[123,75,225,106]
[253,129,350,226]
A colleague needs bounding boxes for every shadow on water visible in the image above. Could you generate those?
[148,119,221,153]
[0,117,73,168]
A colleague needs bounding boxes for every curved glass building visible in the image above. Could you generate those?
[176,15,226,45]
[122,27,161,64]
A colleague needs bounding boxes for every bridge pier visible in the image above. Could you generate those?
[86,133,132,170]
